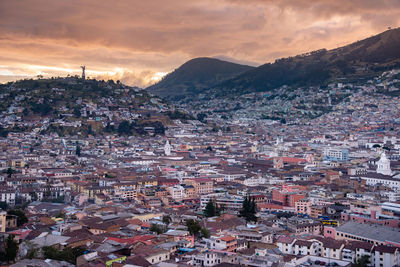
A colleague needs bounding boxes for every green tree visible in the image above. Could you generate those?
[355,255,370,267]
[6,167,16,178]
[87,124,93,135]
[0,126,9,137]
[26,248,38,259]
[149,224,166,234]
[118,120,132,135]
[186,219,202,236]
[200,227,210,238]
[162,215,172,227]
[197,113,207,122]
[249,197,257,223]
[43,246,85,264]
[239,195,257,223]
[239,195,250,220]
[8,209,28,226]
[0,201,7,211]
[204,199,216,217]
[153,121,165,135]
[4,234,18,263]
[105,122,115,133]
[75,145,81,157]
[216,204,225,216]
[73,107,81,118]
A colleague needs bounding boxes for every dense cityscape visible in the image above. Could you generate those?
[1,1,400,267]
[0,65,398,266]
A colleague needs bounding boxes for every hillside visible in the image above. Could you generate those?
[209,27,400,97]
[0,77,193,137]
[147,57,254,100]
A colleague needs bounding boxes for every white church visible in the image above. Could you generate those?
[376,151,393,176]
[359,152,400,191]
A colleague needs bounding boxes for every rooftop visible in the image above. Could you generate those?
[336,221,400,245]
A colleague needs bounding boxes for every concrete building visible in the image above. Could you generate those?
[326,221,400,247]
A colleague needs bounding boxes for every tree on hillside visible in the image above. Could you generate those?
[186,219,202,236]
[8,209,28,226]
[249,197,257,222]
[217,204,226,215]
[149,223,166,234]
[43,246,85,264]
[204,199,216,217]
[118,120,132,136]
[200,227,210,238]
[162,215,172,227]
[6,167,16,178]
[239,195,258,223]
[3,235,18,263]
[197,113,207,122]
[75,145,81,157]
[0,202,7,211]
[73,107,81,118]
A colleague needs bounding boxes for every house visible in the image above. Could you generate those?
[371,245,399,267]
[341,241,373,263]
[292,239,320,256]
[85,220,120,235]
[131,245,170,265]
[206,235,237,252]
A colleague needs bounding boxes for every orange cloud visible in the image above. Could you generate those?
[0,0,399,86]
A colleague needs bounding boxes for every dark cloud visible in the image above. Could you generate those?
[0,0,399,86]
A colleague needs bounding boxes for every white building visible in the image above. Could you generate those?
[168,185,185,200]
[164,140,171,156]
[376,152,392,176]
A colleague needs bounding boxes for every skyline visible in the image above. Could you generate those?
[1,0,400,87]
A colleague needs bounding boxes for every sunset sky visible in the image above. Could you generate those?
[1,0,399,87]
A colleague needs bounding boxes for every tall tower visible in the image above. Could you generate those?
[376,152,392,176]
[81,66,86,80]
[164,140,171,156]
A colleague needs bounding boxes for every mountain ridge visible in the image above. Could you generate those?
[149,27,400,100]
[147,57,255,100]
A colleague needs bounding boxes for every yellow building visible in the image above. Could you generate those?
[0,210,7,232]
[132,212,163,222]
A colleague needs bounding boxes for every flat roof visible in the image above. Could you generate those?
[336,221,400,245]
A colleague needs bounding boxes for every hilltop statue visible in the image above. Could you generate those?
[81,66,86,80]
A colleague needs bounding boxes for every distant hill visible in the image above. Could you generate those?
[0,77,194,136]
[147,57,255,100]
[209,27,400,97]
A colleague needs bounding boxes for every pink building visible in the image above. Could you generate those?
[341,210,399,228]
[295,199,312,215]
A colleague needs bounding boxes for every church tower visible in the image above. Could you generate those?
[376,152,392,176]
[164,140,171,156]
